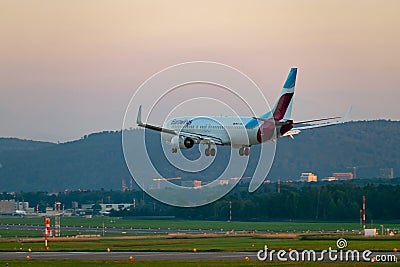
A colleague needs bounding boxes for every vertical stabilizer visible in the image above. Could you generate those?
[272,67,297,121]
[245,68,297,129]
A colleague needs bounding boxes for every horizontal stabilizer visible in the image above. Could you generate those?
[293,116,341,125]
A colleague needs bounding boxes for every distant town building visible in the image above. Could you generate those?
[300,172,317,182]
[380,168,394,179]
[181,180,203,188]
[193,180,202,188]
[332,172,353,180]
[218,180,229,186]
[230,177,252,185]
[321,177,338,182]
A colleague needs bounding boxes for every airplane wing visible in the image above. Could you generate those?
[252,116,340,126]
[136,106,223,145]
[282,106,352,139]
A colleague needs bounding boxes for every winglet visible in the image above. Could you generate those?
[342,106,352,123]
[137,105,143,126]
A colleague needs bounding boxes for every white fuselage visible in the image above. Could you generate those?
[162,116,273,148]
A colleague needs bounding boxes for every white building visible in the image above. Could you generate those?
[364,228,377,237]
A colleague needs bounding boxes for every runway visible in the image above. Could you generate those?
[0,251,398,262]
[0,251,256,261]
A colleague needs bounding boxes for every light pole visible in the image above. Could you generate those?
[229,201,232,222]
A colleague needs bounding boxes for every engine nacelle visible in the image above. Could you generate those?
[171,136,195,149]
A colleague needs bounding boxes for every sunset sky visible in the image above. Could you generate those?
[1,1,399,141]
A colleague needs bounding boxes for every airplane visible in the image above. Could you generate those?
[136,68,349,156]
[14,210,27,216]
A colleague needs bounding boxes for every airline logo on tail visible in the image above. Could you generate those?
[273,68,296,120]
[245,67,297,129]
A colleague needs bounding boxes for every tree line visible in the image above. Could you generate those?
[3,180,400,221]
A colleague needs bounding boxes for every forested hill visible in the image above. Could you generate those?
[0,120,399,192]
[0,138,55,152]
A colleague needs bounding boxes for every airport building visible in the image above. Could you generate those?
[0,200,34,215]
[0,200,15,214]
[15,201,29,211]
[80,203,133,214]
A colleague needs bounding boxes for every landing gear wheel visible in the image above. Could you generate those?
[239,147,244,156]
[244,147,250,156]
[205,148,210,156]
[210,148,216,156]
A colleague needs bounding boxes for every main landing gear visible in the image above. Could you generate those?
[205,144,216,157]
[239,146,250,156]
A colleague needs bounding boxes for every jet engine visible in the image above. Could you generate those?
[171,136,195,150]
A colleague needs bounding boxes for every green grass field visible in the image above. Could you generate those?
[1,216,399,233]
[0,236,399,252]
